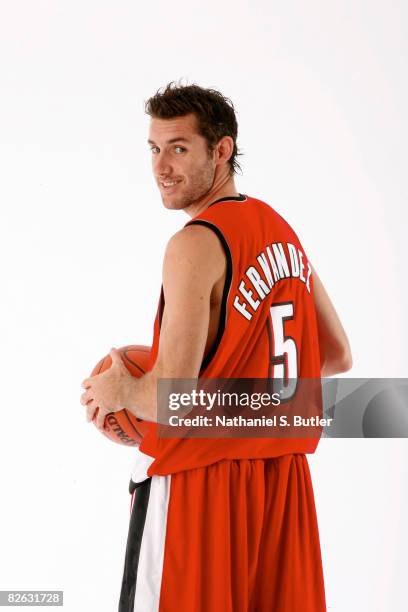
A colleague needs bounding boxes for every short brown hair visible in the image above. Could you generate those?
[145,80,243,176]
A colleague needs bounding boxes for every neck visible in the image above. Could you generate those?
[184,172,239,219]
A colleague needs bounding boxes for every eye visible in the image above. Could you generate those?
[150,146,159,154]
[174,146,186,154]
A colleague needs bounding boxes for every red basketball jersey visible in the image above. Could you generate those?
[139,194,322,475]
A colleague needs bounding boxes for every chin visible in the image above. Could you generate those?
[162,197,178,209]
[162,195,188,210]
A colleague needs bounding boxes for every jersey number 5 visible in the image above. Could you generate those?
[268,302,298,401]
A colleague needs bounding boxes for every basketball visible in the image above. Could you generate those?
[89,344,152,446]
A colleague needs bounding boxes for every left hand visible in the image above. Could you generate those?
[80,348,135,430]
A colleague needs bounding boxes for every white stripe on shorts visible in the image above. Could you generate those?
[130,445,155,485]
[133,474,171,612]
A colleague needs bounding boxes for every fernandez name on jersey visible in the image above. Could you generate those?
[233,241,312,321]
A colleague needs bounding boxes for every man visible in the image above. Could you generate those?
[81,82,352,611]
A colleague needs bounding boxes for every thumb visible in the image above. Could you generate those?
[109,347,123,366]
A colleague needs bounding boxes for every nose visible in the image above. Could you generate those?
[153,151,172,177]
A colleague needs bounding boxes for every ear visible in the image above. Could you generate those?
[215,135,234,166]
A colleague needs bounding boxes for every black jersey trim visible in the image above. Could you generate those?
[184,219,233,373]
[208,193,247,207]
[157,197,244,331]
[158,285,165,329]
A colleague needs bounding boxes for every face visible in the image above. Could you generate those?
[148,113,216,210]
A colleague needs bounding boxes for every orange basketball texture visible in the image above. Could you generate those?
[89,345,151,446]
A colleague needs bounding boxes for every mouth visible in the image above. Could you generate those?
[159,179,182,192]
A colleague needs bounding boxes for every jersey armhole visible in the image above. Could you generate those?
[184,219,233,373]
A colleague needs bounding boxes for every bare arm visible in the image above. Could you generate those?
[311,264,353,376]
[125,224,225,421]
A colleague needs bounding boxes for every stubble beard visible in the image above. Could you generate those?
[161,158,215,211]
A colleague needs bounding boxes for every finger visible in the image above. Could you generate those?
[80,391,91,406]
[95,406,109,430]
[86,399,98,423]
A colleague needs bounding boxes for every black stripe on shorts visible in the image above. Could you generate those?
[118,478,152,612]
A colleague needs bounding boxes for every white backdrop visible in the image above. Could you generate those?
[0,1,407,610]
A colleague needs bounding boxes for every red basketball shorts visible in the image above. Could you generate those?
[118,453,326,611]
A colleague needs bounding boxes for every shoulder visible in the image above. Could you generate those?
[165,224,226,261]
[163,224,226,281]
